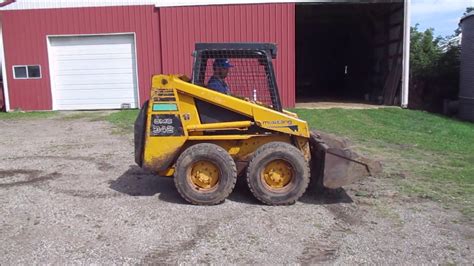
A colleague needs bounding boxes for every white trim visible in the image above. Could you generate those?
[46,32,140,110]
[401,0,410,108]
[0,21,10,111]
[46,32,139,38]
[46,35,57,110]
[1,0,405,10]
[132,33,140,108]
[12,65,42,79]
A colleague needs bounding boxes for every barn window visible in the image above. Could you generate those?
[13,65,42,79]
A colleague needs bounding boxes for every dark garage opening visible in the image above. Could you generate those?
[296,2,404,105]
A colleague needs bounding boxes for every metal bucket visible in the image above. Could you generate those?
[309,131,381,189]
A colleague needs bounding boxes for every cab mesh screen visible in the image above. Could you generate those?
[198,50,276,108]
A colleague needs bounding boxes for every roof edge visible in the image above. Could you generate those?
[0,0,405,10]
[461,11,474,23]
[0,0,15,8]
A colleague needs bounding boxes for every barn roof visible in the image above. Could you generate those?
[0,0,404,10]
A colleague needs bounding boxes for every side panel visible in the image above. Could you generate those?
[159,3,296,108]
[143,86,187,172]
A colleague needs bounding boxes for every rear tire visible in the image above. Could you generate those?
[174,143,237,205]
[246,142,310,205]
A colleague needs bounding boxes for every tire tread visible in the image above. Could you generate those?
[174,143,237,205]
[246,142,310,205]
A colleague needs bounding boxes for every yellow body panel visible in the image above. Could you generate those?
[142,87,187,171]
[143,74,311,175]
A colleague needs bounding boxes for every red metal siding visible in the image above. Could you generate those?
[1,5,161,110]
[160,4,296,107]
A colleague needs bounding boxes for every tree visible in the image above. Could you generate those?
[409,24,460,112]
[410,25,442,79]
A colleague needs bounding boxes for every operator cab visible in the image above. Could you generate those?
[192,43,282,112]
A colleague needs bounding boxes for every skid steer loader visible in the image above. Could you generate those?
[134,43,377,205]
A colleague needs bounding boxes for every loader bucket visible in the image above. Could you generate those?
[309,131,381,189]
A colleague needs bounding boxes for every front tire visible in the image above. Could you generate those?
[174,143,237,205]
[246,142,310,205]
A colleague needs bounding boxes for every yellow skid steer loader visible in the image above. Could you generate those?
[134,43,376,205]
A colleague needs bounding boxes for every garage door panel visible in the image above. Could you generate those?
[56,94,136,101]
[56,97,136,107]
[58,103,137,110]
[57,68,133,76]
[59,97,135,101]
[55,75,135,85]
[56,88,135,99]
[55,59,134,70]
[57,89,134,99]
[56,83,135,90]
[50,34,138,110]
[56,53,133,61]
[55,46,134,56]
[50,35,134,46]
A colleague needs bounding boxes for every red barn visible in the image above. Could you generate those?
[0,0,410,111]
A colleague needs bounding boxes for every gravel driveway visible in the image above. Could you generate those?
[0,114,472,264]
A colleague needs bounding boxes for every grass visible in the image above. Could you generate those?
[0,111,58,120]
[293,108,474,218]
[104,110,139,134]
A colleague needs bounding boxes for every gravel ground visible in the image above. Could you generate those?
[0,115,472,264]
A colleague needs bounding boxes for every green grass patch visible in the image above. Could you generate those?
[101,107,474,217]
[293,108,474,218]
[0,111,59,120]
[104,109,139,134]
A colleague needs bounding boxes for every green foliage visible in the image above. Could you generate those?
[409,17,464,111]
[436,44,461,99]
[410,25,442,79]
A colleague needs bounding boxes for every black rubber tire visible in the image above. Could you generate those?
[174,143,237,205]
[246,142,310,205]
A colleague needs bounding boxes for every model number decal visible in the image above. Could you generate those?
[150,114,184,137]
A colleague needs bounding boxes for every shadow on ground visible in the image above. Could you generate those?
[109,165,186,204]
[110,165,353,206]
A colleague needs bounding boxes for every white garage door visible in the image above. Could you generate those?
[49,34,138,110]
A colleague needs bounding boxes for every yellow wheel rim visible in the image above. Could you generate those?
[189,160,220,190]
[261,159,294,189]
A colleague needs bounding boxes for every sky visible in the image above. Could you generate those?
[412,0,474,37]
